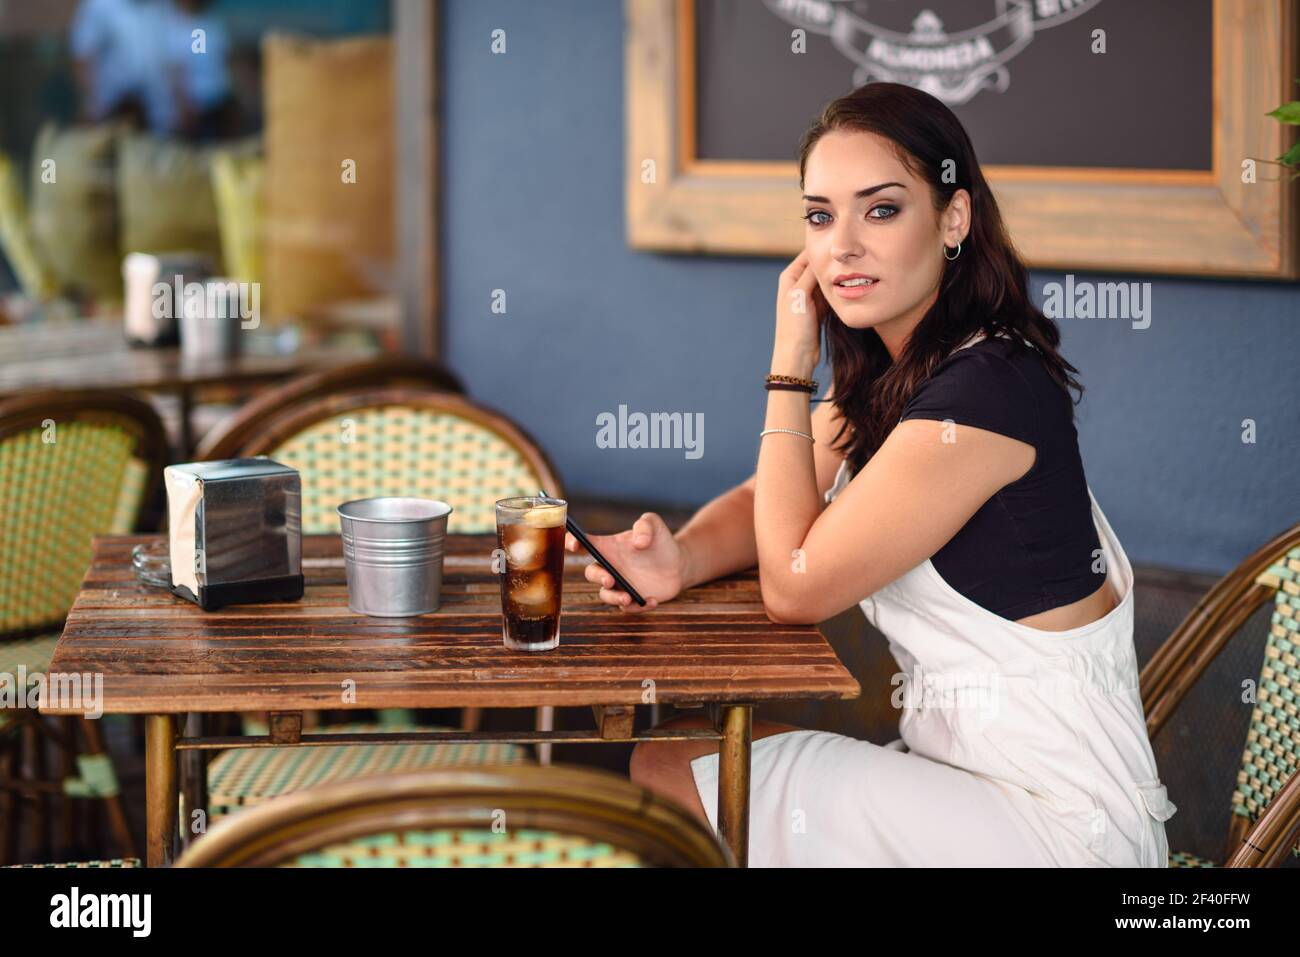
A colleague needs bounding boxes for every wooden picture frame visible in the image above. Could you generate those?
[626,0,1300,279]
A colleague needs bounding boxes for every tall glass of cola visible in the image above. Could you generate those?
[495,495,567,650]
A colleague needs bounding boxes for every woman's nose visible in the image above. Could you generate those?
[829,219,865,261]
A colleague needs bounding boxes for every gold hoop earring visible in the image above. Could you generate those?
[944,242,962,261]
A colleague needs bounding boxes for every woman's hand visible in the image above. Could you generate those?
[565,512,685,612]
[772,249,829,378]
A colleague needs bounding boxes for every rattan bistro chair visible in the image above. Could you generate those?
[176,764,734,867]
[200,388,568,825]
[0,390,168,864]
[194,356,464,462]
[233,388,561,536]
[1141,525,1300,867]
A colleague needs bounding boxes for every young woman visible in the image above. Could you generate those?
[566,82,1176,867]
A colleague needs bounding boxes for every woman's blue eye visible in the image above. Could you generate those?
[802,205,898,227]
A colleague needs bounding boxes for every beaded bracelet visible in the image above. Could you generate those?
[760,427,815,443]
[766,373,819,391]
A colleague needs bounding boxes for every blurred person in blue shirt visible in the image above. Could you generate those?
[163,0,238,140]
[72,0,236,139]
[71,0,173,131]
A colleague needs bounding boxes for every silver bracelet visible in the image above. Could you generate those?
[760,427,815,443]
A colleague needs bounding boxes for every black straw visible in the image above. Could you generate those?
[537,490,647,606]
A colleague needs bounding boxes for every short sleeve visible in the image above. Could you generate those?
[70,0,109,58]
[900,349,1038,447]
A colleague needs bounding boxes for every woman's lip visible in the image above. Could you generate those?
[832,279,880,300]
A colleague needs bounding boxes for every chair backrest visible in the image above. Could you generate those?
[174,764,733,867]
[0,390,167,637]
[1141,525,1300,865]
[1226,546,1300,861]
[231,388,562,534]
[195,356,464,461]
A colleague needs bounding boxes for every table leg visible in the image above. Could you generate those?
[0,734,20,864]
[144,714,177,867]
[535,705,554,766]
[716,703,752,868]
[180,713,208,849]
[22,719,49,861]
[58,717,77,855]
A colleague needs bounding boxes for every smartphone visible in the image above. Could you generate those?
[539,490,648,606]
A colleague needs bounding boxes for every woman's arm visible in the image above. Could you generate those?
[753,251,837,620]
[675,396,845,590]
[758,417,1033,623]
[671,480,755,592]
[569,397,845,609]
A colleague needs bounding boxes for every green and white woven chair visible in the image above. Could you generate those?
[206,722,529,824]
[0,389,168,864]
[237,387,562,538]
[1142,530,1300,867]
[178,765,733,868]
[194,356,464,462]
[195,387,569,836]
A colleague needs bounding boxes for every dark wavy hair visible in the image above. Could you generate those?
[798,82,1082,473]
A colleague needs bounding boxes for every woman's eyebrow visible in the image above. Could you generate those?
[801,182,907,203]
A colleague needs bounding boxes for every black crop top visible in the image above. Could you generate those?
[898,334,1106,620]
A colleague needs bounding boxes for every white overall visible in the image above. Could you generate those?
[691,338,1177,867]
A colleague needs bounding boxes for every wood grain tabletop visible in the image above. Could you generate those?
[42,534,860,715]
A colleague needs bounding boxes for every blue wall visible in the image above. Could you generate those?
[440,0,1300,576]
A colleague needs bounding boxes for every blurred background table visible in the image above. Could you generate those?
[0,319,378,454]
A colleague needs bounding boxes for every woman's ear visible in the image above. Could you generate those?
[942,188,972,246]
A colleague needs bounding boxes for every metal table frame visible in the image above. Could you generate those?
[146,703,755,867]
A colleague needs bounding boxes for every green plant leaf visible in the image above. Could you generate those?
[1267,101,1300,123]
[1278,141,1300,167]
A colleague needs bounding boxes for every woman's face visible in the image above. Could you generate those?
[801,129,968,343]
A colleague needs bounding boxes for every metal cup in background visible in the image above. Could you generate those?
[122,251,214,348]
[337,497,453,617]
[179,278,243,362]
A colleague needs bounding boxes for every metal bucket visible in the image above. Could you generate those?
[337,497,453,617]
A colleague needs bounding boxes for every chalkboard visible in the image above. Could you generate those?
[694,0,1213,170]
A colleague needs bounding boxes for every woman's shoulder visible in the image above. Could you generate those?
[936,332,1040,369]
[900,335,1043,446]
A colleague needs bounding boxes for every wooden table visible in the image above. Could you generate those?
[0,320,377,451]
[42,534,860,867]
